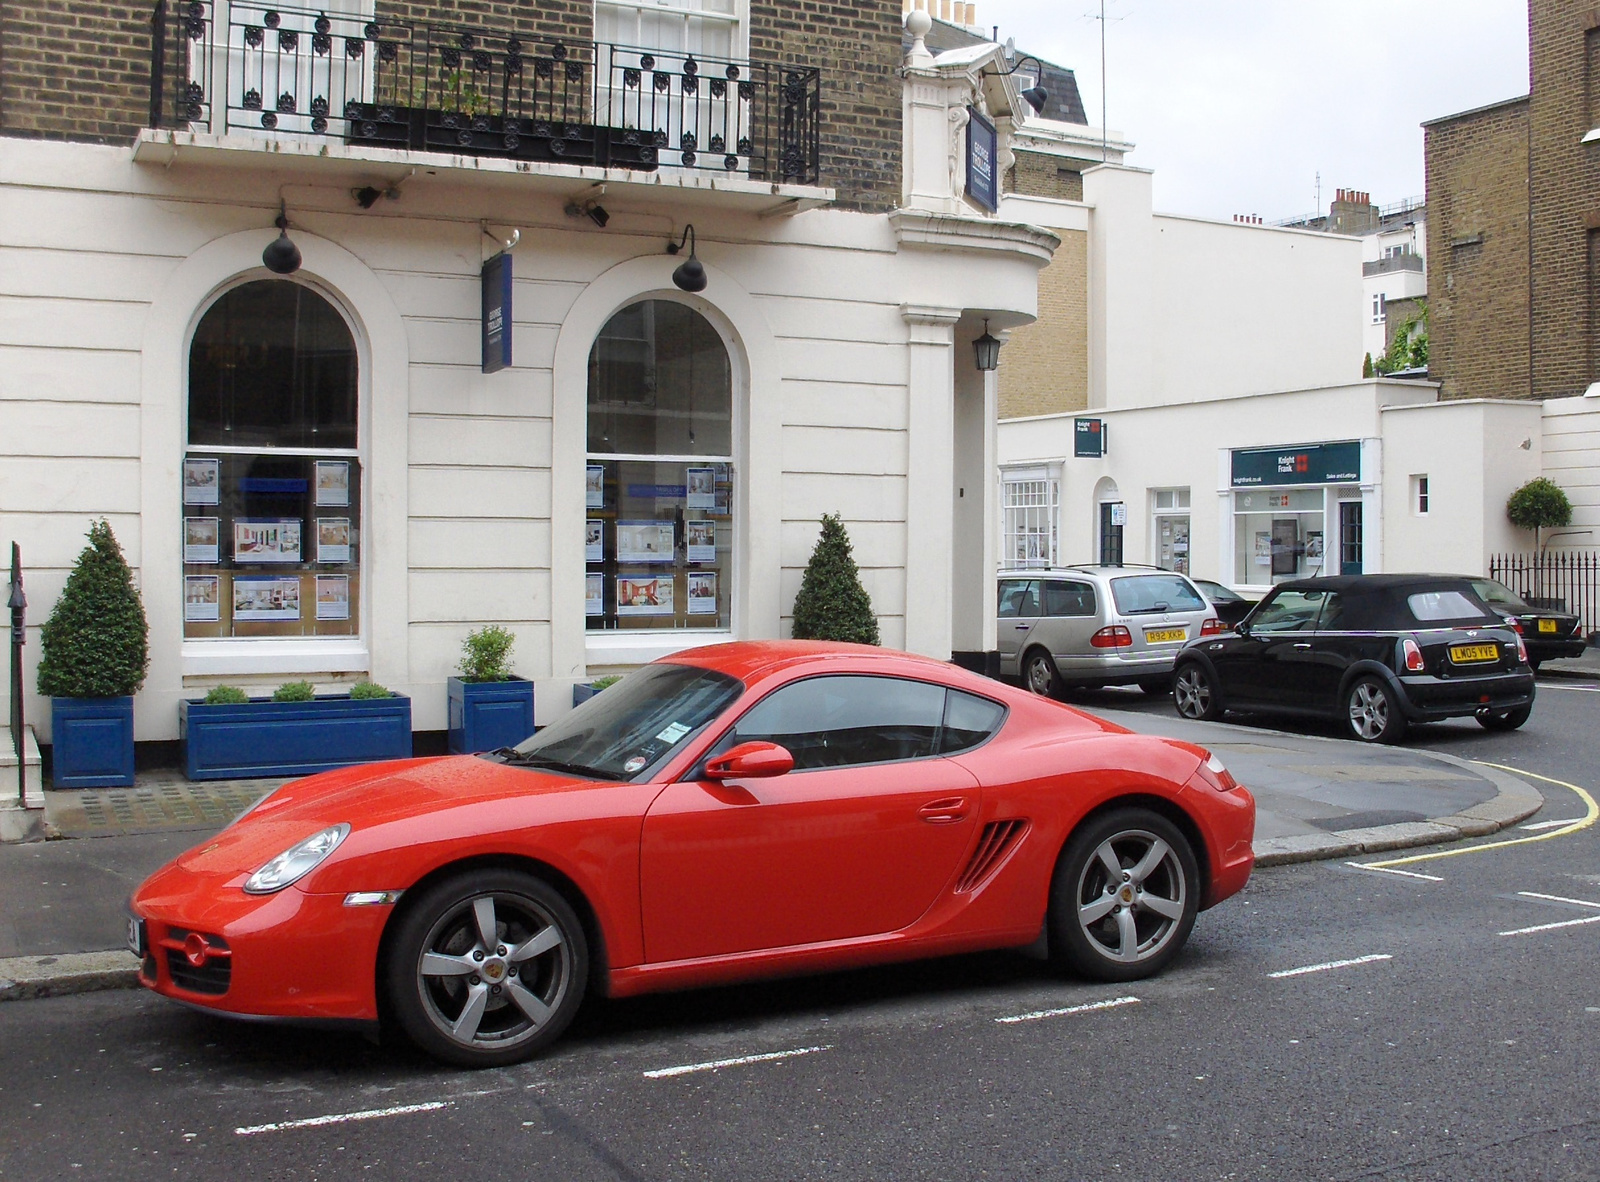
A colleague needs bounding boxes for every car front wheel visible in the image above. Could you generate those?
[1049,808,1200,982]
[384,869,588,1068]
[1173,662,1223,721]
[1023,648,1063,699]
[1345,676,1408,744]
[1477,703,1532,731]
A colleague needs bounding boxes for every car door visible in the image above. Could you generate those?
[1211,588,1322,707]
[1038,579,1099,676]
[639,674,982,963]
[996,579,1041,674]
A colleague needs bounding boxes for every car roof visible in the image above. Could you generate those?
[1269,574,1482,595]
[998,566,1189,578]
[662,639,1003,691]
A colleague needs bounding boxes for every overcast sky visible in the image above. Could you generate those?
[974,0,1530,221]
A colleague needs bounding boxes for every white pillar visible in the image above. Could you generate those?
[902,305,961,658]
[951,330,999,655]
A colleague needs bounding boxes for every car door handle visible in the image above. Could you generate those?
[918,797,970,824]
[1015,623,1030,630]
[1293,642,1312,649]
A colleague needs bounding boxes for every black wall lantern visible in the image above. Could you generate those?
[974,320,1002,371]
[668,224,706,292]
[991,53,1049,114]
[262,204,302,275]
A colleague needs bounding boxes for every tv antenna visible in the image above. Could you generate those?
[1084,1,1127,162]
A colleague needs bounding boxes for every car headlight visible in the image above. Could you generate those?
[243,824,350,894]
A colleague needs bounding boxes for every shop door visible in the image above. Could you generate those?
[1340,502,1364,575]
[1099,503,1124,566]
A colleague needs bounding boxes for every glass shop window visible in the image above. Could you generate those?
[586,300,733,631]
[182,280,360,639]
[1233,488,1326,586]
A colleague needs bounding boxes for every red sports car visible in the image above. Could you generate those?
[130,641,1255,1067]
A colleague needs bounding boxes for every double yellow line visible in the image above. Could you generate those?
[1357,761,1599,870]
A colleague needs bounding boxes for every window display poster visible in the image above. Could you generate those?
[184,517,220,564]
[687,466,716,509]
[586,465,605,508]
[315,574,350,620]
[315,460,350,507]
[233,575,302,621]
[317,518,351,563]
[585,520,604,563]
[617,573,674,616]
[234,518,302,564]
[1254,531,1271,566]
[1306,531,1325,561]
[183,458,220,505]
[686,520,717,563]
[688,571,717,615]
[617,520,675,563]
[184,574,221,622]
[585,573,605,616]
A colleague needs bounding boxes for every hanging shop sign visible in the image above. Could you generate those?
[966,107,999,213]
[1230,441,1361,487]
[482,251,513,374]
[1074,417,1107,457]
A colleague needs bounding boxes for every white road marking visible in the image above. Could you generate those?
[235,1101,447,1136]
[1268,953,1392,979]
[995,995,1141,1024]
[1517,891,1600,910]
[1519,818,1587,831]
[1531,681,1600,692]
[1499,914,1600,937]
[643,1045,832,1079]
[1345,862,1443,881]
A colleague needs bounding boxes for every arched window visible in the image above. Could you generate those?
[182,280,361,639]
[585,300,732,631]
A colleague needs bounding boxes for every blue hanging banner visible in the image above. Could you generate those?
[482,251,512,374]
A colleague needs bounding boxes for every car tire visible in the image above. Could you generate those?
[1138,675,1174,695]
[1022,648,1063,699]
[1477,703,1532,731]
[1172,662,1224,721]
[1049,808,1200,983]
[384,868,588,1068]
[1344,676,1408,744]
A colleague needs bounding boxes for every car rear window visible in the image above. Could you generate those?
[1406,589,1496,624]
[1110,574,1205,615]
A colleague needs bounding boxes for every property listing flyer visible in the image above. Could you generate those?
[616,573,674,616]
[315,574,350,620]
[687,571,717,614]
[184,574,221,622]
[233,575,302,621]
[234,519,302,564]
[315,460,350,507]
[184,517,220,564]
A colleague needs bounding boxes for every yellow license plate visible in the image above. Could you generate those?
[1538,619,1557,634]
[1145,627,1187,644]
[1449,643,1499,663]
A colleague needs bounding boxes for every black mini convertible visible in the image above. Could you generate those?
[1171,574,1536,743]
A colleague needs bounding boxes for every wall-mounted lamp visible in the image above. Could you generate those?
[991,53,1049,114]
[262,204,302,275]
[974,320,1002,371]
[668,225,706,292]
[565,200,610,228]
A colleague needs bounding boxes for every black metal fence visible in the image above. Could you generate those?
[149,0,821,183]
[1488,550,1600,636]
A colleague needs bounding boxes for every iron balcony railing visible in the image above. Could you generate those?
[149,0,821,184]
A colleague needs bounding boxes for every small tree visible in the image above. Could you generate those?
[791,513,880,645]
[1361,352,1373,379]
[1506,477,1573,551]
[37,520,149,699]
[458,624,516,681]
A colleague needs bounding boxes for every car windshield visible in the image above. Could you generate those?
[1197,580,1243,602]
[1110,574,1206,615]
[1470,579,1531,611]
[508,663,743,781]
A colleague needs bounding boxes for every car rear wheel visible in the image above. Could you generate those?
[1173,663,1223,721]
[1345,676,1408,744]
[1049,808,1199,982]
[1477,704,1532,731]
[1022,648,1063,699]
[384,869,588,1068]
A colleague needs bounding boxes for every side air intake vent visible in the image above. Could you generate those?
[955,820,1028,893]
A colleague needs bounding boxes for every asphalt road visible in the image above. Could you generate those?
[3,678,1598,1181]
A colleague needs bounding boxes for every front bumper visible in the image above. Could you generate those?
[1395,670,1536,721]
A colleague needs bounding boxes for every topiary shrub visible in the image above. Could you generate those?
[458,625,516,682]
[272,680,317,703]
[37,520,149,699]
[349,680,393,699]
[1506,477,1572,533]
[203,685,250,705]
[791,512,880,645]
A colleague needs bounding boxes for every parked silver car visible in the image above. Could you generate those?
[998,566,1226,696]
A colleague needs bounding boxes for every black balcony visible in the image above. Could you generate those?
[149,0,821,184]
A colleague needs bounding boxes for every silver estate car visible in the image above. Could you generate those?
[998,566,1226,697]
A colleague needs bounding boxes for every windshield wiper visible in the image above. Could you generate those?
[496,751,626,781]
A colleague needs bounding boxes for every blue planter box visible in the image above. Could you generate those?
[448,677,535,754]
[572,682,600,707]
[180,694,412,781]
[51,696,135,788]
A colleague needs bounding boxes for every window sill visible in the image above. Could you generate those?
[181,639,370,678]
[585,630,733,668]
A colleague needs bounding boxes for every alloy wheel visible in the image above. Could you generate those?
[1173,666,1212,719]
[1347,681,1390,741]
[1025,652,1057,696]
[1073,828,1188,965]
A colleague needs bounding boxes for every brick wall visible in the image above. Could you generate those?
[1006,150,1082,202]
[998,227,1087,418]
[1,0,152,141]
[1424,96,1531,400]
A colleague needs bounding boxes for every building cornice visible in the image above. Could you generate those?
[890,208,1060,264]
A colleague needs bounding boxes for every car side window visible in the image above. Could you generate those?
[1313,592,1345,631]
[719,675,947,771]
[1248,589,1326,633]
[998,580,1039,619]
[939,690,1007,755]
[1042,580,1096,617]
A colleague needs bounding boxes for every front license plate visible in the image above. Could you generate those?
[1145,627,1187,644]
[1538,618,1557,634]
[1449,643,1499,664]
[126,916,145,958]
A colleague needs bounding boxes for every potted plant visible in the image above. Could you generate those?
[571,673,621,707]
[791,512,881,645]
[448,625,535,753]
[180,679,411,781]
[37,521,149,787]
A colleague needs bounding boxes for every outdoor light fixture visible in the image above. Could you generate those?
[992,52,1049,114]
[668,224,706,292]
[974,320,1002,371]
[564,200,609,228]
[262,205,302,275]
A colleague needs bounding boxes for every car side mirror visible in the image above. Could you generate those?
[704,741,794,781]
[1234,622,1250,636]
